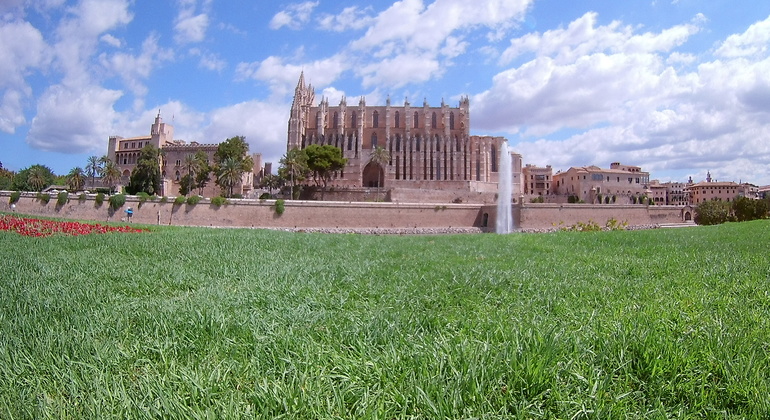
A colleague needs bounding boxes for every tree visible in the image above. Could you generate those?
[279,148,308,199]
[214,136,253,197]
[12,164,55,191]
[368,146,390,199]
[694,200,731,225]
[66,167,85,192]
[101,160,121,194]
[0,163,14,190]
[85,155,101,189]
[216,157,243,198]
[305,144,347,200]
[259,174,283,197]
[126,145,162,195]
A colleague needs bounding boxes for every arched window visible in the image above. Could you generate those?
[316,111,321,127]
[396,135,401,152]
[416,135,421,151]
[395,111,400,128]
[371,133,378,148]
[351,111,357,128]
[491,145,498,172]
[431,112,437,129]
[372,111,379,128]
[455,136,461,152]
[414,112,419,128]
[347,135,353,151]
[333,112,339,128]
[450,112,455,130]
[435,135,441,151]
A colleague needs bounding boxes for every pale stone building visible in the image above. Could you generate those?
[287,73,521,203]
[522,164,553,198]
[553,162,651,204]
[108,112,258,197]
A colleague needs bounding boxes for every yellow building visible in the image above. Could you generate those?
[553,162,650,204]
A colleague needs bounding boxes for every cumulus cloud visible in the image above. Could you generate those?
[269,1,319,30]
[174,0,210,43]
[715,14,770,57]
[99,34,174,98]
[27,84,123,154]
[475,12,770,183]
[236,54,348,98]
[317,6,374,31]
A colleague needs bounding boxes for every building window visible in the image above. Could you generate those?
[395,111,400,128]
[371,133,378,148]
[373,111,379,128]
[396,135,401,152]
[175,159,181,166]
[351,111,357,128]
[333,112,339,128]
[431,112,437,129]
[416,136,421,151]
[450,112,455,130]
[414,112,419,128]
[490,145,497,172]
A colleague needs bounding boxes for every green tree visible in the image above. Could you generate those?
[368,146,390,199]
[259,173,283,197]
[0,163,14,190]
[214,136,253,197]
[126,145,163,195]
[305,144,347,200]
[216,157,243,198]
[66,167,85,192]
[101,160,121,194]
[85,155,101,189]
[12,164,55,191]
[694,200,731,225]
[279,148,308,199]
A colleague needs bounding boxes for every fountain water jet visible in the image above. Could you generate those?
[496,141,513,234]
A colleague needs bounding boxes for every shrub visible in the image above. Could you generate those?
[231,193,243,199]
[174,196,186,205]
[694,200,730,225]
[78,193,87,202]
[37,193,50,204]
[137,191,150,203]
[9,191,21,204]
[56,191,68,206]
[259,192,271,200]
[108,194,126,210]
[275,199,285,215]
[211,196,228,207]
[95,193,104,206]
[186,195,203,205]
[160,196,168,203]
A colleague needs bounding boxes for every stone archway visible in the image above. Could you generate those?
[362,161,384,188]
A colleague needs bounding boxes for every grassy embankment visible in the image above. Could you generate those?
[1,217,769,418]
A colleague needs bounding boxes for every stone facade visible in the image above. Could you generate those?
[287,72,521,203]
[553,162,651,204]
[108,112,259,197]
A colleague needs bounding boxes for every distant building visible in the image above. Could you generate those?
[522,164,553,198]
[287,72,521,203]
[553,162,650,203]
[108,112,261,197]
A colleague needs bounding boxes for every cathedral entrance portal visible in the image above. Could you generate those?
[362,162,384,188]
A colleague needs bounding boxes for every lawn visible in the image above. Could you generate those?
[1,215,768,418]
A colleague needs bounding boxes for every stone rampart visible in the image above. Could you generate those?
[1,191,692,232]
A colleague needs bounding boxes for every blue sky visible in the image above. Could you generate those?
[2,0,770,185]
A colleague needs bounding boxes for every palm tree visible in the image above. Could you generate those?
[369,146,391,200]
[85,155,100,189]
[279,148,308,199]
[182,153,202,195]
[27,165,48,191]
[66,167,85,192]
[101,160,121,194]
[217,157,243,198]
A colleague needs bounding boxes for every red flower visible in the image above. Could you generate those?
[0,215,147,237]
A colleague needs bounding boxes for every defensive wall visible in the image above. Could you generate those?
[1,191,692,231]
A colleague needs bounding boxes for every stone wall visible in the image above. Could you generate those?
[0,192,483,229]
[1,191,692,232]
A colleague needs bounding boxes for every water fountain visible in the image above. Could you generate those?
[496,141,513,234]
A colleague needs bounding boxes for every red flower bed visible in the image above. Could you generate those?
[0,215,147,237]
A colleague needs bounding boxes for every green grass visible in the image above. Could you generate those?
[1,217,769,418]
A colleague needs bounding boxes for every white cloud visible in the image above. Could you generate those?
[317,6,374,32]
[269,1,319,30]
[190,48,226,72]
[99,34,174,99]
[715,14,770,58]
[174,0,211,44]
[477,12,770,183]
[236,54,348,98]
[27,84,123,154]
[100,34,122,48]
